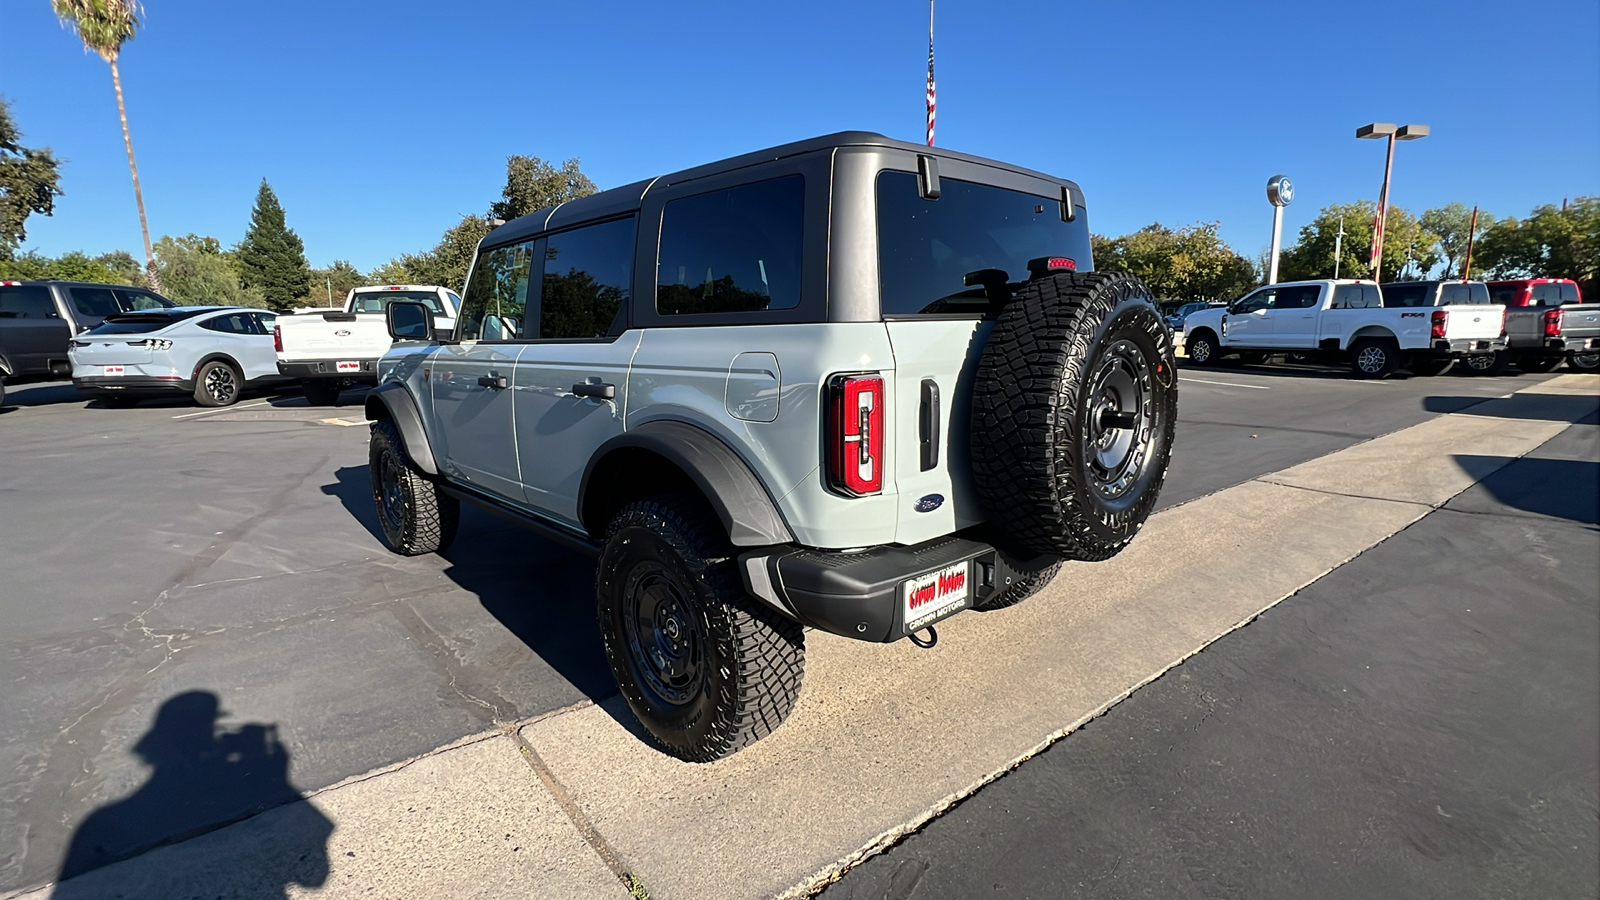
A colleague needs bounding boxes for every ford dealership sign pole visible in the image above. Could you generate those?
[1266,174,1293,284]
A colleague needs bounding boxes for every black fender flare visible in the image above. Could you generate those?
[364,382,439,476]
[580,420,795,548]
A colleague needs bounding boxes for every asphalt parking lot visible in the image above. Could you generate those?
[0,362,1594,898]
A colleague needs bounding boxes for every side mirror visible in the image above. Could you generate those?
[386,301,436,342]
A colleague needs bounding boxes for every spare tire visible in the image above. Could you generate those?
[971,271,1177,561]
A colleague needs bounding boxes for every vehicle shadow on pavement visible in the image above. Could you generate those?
[51,691,331,898]
[1424,394,1600,423]
[1452,456,1600,528]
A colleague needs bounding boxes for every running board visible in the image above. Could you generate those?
[438,484,602,556]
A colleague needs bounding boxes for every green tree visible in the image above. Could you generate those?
[51,0,160,290]
[372,214,490,292]
[1278,202,1438,282]
[235,179,310,309]
[1093,221,1257,302]
[1473,198,1598,289]
[0,99,63,257]
[1419,203,1496,279]
[0,248,143,283]
[94,249,144,285]
[490,156,597,221]
[155,233,266,307]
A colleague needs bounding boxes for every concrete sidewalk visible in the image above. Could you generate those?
[11,375,1595,900]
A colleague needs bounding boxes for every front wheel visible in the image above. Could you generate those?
[1460,350,1510,376]
[1186,331,1220,366]
[1349,338,1399,379]
[597,494,805,762]
[369,418,459,555]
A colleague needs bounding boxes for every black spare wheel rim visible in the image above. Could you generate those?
[1084,340,1155,502]
[621,562,706,708]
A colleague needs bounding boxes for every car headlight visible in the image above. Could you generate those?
[128,339,174,350]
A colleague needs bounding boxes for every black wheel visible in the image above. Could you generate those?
[1517,355,1562,373]
[597,494,805,762]
[193,360,242,407]
[1349,338,1399,379]
[1408,357,1454,377]
[302,379,341,406]
[971,558,1063,612]
[1460,350,1511,376]
[1186,330,1220,366]
[1569,352,1600,372]
[368,418,459,556]
[972,271,1178,561]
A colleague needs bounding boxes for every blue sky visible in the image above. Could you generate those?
[4,0,1597,272]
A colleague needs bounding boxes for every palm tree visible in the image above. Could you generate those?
[52,0,161,291]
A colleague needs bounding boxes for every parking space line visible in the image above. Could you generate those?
[1178,376,1271,390]
[171,399,275,420]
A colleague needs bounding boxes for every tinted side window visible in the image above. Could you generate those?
[0,285,58,318]
[1275,285,1320,309]
[1331,284,1379,309]
[199,313,256,334]
[542,217,635,339]
[1382,283,1430,307]
[1235,289,1274,313]
[459,241,536,340]
[657,176,803,316]
[252,313,276,335]
[70,286,121,317]
[114,288,173,311]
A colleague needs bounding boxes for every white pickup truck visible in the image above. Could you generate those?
[275,285,460,404]
[1182,279,1506,378]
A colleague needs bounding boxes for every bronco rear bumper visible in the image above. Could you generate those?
[739,536,1056,643]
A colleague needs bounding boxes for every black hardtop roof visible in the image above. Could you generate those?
[3,279,165,291]
[485,131,1084,249]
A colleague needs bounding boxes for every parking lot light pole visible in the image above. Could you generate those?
[1356,122,1429,281]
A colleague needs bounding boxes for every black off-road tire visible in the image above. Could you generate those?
[1408,356,1454,377]
[302,379,341,406]
[971,271,1178,561]
[368,418,459,556]
[1568,352,1600,372]
[1517,355,1562,374]
[193,359,243,407]
[1349,338,1399,379]
[1185,330,1220,366]
[1460,350,1510,376]
[597,493,805,762]
[971,559,1064,612]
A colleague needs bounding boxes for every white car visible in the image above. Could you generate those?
[69,307,289,407]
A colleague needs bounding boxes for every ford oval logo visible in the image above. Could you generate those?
[334,329,352,337]
[914,493,944,513]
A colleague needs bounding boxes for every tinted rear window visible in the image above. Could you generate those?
[1438,282,1490,305]
[656,176,804,316]
[349,290,446,315]
[0,285,57,318]
[877,172,1092,317]
[70,286,123,317]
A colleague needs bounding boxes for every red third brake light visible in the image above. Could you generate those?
[1430,309,1448,339]
[826,374,884,496]
[273,324,283,353]
[1544,307,1564,337]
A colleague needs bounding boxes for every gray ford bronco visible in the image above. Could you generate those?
[364,132,1177,761]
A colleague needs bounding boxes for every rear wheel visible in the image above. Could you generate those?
[597,493,805,762]
[1408,357,1454,377]
[1461,350,1510,376]
[193,360,242,407]
[1517,355,1562,373]
[1185,331,1220,366]
[369,418,459,555]
[302,379,341,406]
[1349,338,1399,379]
[1569,352,1600,372]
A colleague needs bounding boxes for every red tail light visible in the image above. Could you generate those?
[826,373,884,496]
[1430,309,1448,339]
[273,324,283,353]
[1544,308,1563,337]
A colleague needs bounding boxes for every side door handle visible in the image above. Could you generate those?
[477,373,508,390]
[571,381,616,400]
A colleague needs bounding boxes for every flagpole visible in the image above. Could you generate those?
[926,0,936,147]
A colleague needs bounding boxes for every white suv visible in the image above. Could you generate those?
[364,132,1178,760]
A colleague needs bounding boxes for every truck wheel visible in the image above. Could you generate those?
[1185,331,1220,366]
[1349,338,1399,379]
[369,418,459,556]
[1569,353,1600,372]
[193,360,243,407]
[1460,350,1510,376]
[302,379,341,406]
[972,271,1178,561]
[1408,357,1453,377]
[972,559,1063,612]
[597,493,805,762]
[1517,355,1562,373]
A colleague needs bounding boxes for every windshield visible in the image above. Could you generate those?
[876,171,1092,316]
[349,290,446,315]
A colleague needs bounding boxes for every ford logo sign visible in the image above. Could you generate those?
[334,329,352,337]
[914,493,944,513]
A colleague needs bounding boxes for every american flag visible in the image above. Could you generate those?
[926,3,936,146]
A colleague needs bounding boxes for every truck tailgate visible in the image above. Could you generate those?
[277,313,392,361]
[1440,304,1505,342]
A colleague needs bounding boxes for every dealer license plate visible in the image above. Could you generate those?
[336,360,360,373]
[902,561,970,633]
[102,365,125,376]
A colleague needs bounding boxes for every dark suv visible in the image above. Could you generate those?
[0,280,175,403]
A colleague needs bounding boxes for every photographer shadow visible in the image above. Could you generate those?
[53,691,331,898]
